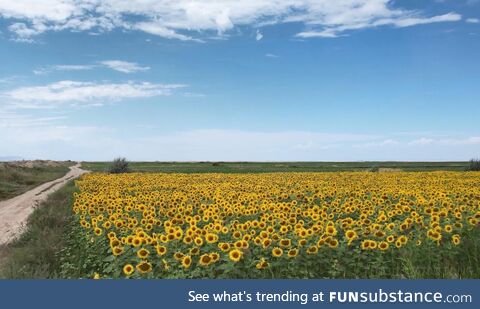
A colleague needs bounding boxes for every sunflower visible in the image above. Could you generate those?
[345,230,357,239]
[325,225,337,236]
[218,242,230,252]
[205,233,219,244]
[190,247,200,255]
[199,254,212,266]
[123,264,134,276]
[287,248,298,258]
[256,258,269,270]
[279,239,292,247]
[229,249,243,262]
[137,248,150,259]
[210,252,220,263]
[174,252,185,261]
[182,255,192,269]
[156,245,167,256]
[183,236,193,245]
[262,239,272,248]
[298,239,307,247]
[452,234,461,245]
[395,240,402,248]
[94,227,103,236]
[112,246,124,256]
[361,240,369,250]
[194,237,204,246]
[306,245,318,255]
[272,247,283,257]
[378,241,389,251]
[328,239,339,248]
[136,261,153,274]
[132,237,142,247]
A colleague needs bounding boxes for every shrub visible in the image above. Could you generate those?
[108,157,129,174]
[467,158,480,171]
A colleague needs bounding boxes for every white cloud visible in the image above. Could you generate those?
[0,1,463,41]
[255,30,263,41]
[7,22,40,42]
[33,64,94,75]
[133,22,201,42]
[466,18,479,24]
[2,80,186,108]
[358,139,400,148]
[296,12,462,38]
[33,61,149,75]
[265,53,279,58]
[409,137,435,145]
[99,60,150,73]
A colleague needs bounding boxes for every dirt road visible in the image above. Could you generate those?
[0,163,87,246]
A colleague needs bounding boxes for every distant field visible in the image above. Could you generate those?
[82,161,469,173]
[0,161,73,201]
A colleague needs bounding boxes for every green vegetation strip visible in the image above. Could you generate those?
[0,181,77,279]
[0,163,72,201]
[82,161,470,174]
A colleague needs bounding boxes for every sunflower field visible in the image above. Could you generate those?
[63,172,480,279]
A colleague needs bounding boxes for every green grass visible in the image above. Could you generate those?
[0,162,73,201]
[82,161,469,174]
[0,181,77,279]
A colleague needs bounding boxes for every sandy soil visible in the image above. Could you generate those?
[0,163,87,246]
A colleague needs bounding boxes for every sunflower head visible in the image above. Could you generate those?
[156,245,167,256]
[272,247,283,257]
[229,249,243,262]
[137,248,150,259]
[256,258,269,270]
[378,241,389,251]
[136,261,152,274]
[287,248,298,258]
[123,264,134,276]
[182,255,192,269]
[199,254,212,266]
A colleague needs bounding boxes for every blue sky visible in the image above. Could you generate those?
[0,0,479,161]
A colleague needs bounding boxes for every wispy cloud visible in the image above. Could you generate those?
[255,30,263,41]
[2,80,186,108]
[0,1,463,41]
[0,108,66,128]
[0,76,22,84]
[33,60,149,75]
[296,12,462,38]
[33,64,94,75]
[466,18,480,24]
[265,53,279,58]
[99,60,150,73]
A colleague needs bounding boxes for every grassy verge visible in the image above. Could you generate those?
[0,162,73,201]
[0,181,77,279]
[82,161,469,174]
